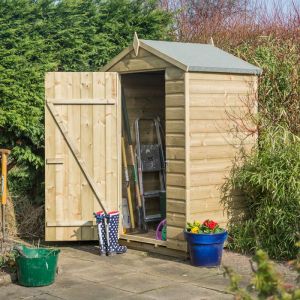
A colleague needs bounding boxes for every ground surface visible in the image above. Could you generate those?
[0,245,297,300]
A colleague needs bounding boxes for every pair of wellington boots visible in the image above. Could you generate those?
[94,211,127,256]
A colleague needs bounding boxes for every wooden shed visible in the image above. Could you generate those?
[45,35,261,256]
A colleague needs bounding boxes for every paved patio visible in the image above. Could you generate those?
[0,245,296,300]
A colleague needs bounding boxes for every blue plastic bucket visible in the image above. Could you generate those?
[184,231,227,267]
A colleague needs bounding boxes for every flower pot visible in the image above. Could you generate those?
[184,230,227,267]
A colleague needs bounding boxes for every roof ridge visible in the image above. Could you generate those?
[140,39,213,47]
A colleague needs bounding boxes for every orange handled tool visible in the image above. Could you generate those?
[1,149,11,241]
[121,136,135,229]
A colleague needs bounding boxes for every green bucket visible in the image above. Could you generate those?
[15,245,60,287]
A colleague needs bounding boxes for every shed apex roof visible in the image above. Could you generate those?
[140,39,262,75]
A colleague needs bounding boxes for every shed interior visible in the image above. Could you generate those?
[120,71,167,243]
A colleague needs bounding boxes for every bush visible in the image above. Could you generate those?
[0,250,16,274]
[224,246,300,299]
[224,36,299,260]
[233,37,300,134]
[224,127,300,260]
[0,0,172,202]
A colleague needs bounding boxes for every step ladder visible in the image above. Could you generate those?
[135,117,166,232]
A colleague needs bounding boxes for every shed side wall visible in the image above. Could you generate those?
[165,67,187,252]
[187,73,257,227]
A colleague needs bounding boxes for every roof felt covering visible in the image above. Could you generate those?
[141,39,262,75]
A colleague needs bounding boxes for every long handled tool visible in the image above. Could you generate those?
[121,89,143,230]
[0,149,11,241]
[121,133,135,229]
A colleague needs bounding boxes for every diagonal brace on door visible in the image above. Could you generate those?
[46,102,108,214]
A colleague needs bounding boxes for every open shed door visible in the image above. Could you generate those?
[45,72,120,241]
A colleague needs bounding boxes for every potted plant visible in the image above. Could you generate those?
[184,220,227,267]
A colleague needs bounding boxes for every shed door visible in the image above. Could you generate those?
[45,72,120,241]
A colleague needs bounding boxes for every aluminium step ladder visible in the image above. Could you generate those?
[135,117,166,232]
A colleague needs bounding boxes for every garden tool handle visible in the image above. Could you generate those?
[0,149,10,205]
[0,149,11,241]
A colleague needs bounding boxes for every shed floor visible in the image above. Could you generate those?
[120,229,166,249]
[126,229,156,239]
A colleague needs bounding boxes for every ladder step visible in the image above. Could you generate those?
[143,190,163,197]
[144,214,161,222]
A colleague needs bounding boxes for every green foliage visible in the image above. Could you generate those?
[0,0,172,201]
[223,36,300,260]
[233,37,300,134]
[224,248,300,299]
[252,250,285,297]
[224,127,300,259]
[0,250,16,273]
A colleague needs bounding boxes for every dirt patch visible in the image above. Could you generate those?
[222,249,298,282]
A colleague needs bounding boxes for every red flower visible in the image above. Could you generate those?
[203,219,218,230]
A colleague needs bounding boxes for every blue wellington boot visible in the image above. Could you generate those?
[94,211,107,256]
[105,211,127,255]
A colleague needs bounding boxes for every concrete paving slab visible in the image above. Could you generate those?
[46,281,133,300]
[74,265,136,283]
[36,275,87,293]
[141,260,223,284]
[31,293,63,300]
[192,274,232,293]
[105,273,173,293]
[0,284,49,299]
[102,272,175,293]
[58,256,105,273]
[117,294,156,300]
[102,251,165,270]
[36,274,134,300]
[141,282,233,300]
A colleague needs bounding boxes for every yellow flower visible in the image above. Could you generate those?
[191,227,199,233]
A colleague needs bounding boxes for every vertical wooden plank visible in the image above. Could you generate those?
[45,72,56,241]
[116,74,122,218]
[92,72,106,239]
[54,72,65,241]
[107,73,119,229]
[80,72,94,240]
[56,73,70,241]
[61,73,70,235]
[165,67,188,251]
[105,73,113,212]
[110,73,118,213]
[68,73,82,237]
[185,72,190,224]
